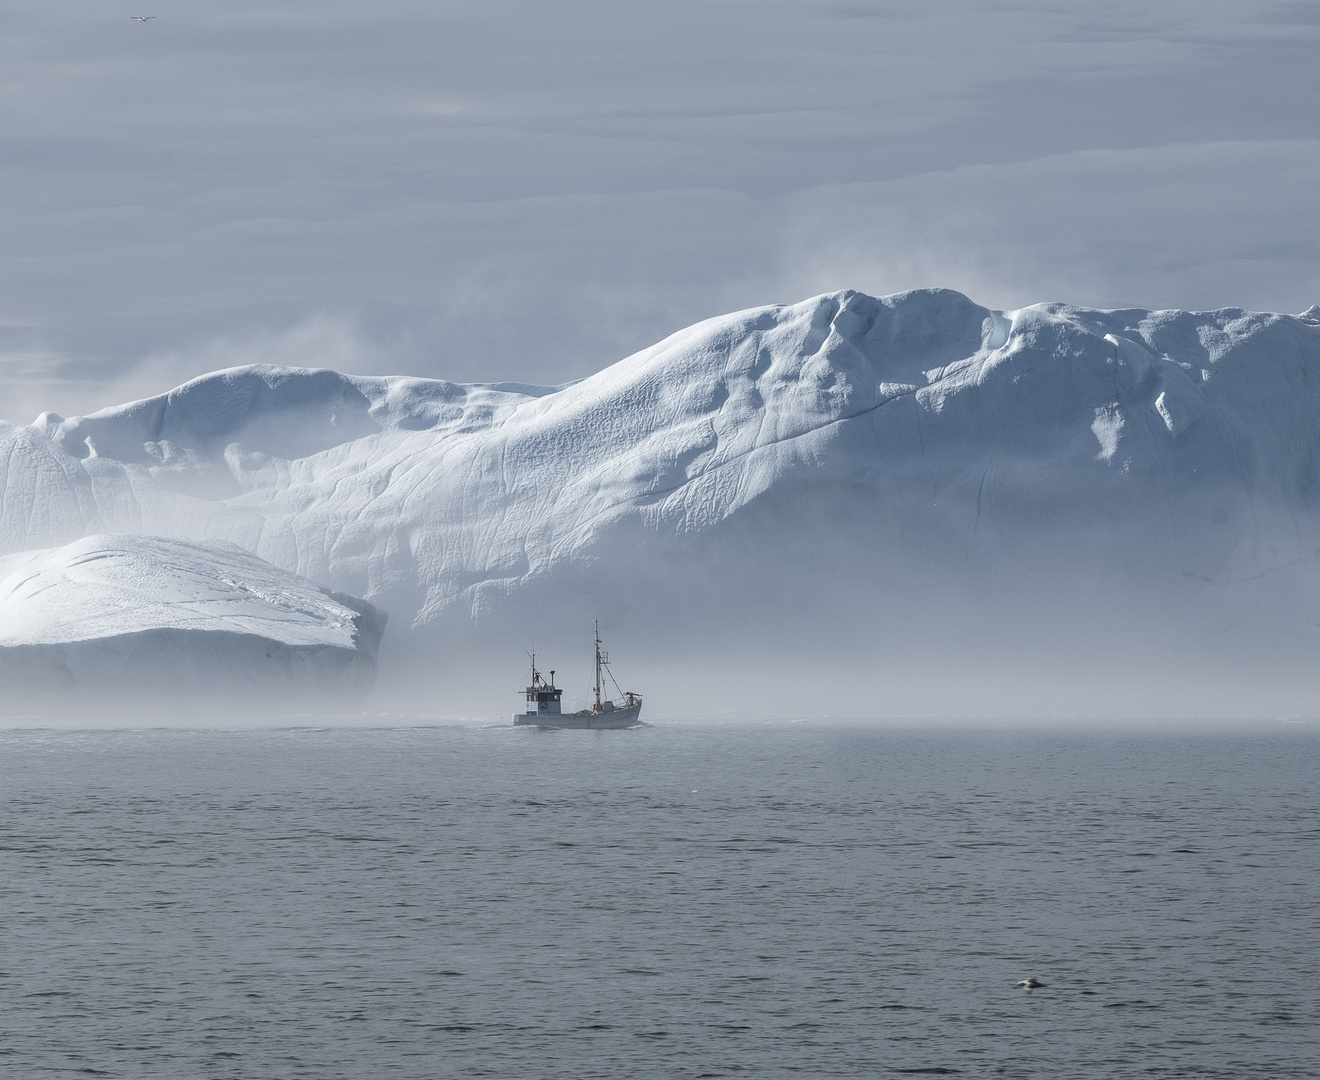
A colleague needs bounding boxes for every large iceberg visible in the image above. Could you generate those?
[3,289,1320,714]
[0,534,386,707]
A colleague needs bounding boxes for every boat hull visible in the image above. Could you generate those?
[513,702,642,729]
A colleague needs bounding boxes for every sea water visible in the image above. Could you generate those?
[0,721,1316,1079]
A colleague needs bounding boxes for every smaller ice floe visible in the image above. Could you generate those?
[0,534,386,706]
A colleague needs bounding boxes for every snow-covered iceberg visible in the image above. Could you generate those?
[0,534,386,704]
[3,288,1320,714]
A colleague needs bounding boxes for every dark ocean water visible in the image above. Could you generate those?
[0,721,1316,1079]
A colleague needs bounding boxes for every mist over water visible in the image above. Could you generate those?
[2,722,1316,1079]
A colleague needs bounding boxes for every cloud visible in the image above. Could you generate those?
[0,0,1317,410]
[774,140,1320,314]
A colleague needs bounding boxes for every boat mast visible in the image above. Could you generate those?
[593,620,602,711]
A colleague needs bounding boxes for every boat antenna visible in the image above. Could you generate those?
[593,620,602,711]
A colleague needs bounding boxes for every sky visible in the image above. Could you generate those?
[1,0,1318,423]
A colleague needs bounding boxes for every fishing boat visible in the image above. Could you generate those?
[513,622,643,729]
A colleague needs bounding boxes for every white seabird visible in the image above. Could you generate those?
[1016,978,1046,994]
[130,15,155,21]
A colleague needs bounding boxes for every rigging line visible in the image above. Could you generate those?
[605,661,625,699]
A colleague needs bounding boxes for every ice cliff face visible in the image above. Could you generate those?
[3,289,1320,711]
[0,535,385,702]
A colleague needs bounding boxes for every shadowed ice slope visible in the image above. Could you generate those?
[4,289,1320,714]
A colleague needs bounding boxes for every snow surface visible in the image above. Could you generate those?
[3,288,1320,713]
[0,534,385,701]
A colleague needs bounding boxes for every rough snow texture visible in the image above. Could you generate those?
[0,534,385,699]
[3,288,1320,700]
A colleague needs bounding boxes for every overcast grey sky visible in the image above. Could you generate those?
[1,0,1318,421]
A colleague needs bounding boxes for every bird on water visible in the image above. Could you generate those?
[1016,978,1046,994]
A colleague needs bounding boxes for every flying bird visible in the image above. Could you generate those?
[1016,978,1046,994]
[130,16,155,21]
